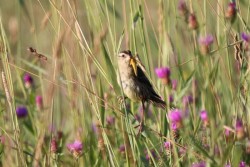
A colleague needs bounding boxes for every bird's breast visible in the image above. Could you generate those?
[120,78,141,101]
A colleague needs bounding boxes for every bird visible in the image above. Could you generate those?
[117,50,166,134]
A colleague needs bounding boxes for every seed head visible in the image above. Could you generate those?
[36,95,43,110]
[188,14,198,30]
[225,2,236,20]
[178,0,189,17]
[171,79,178,90]
[50,137,58,153]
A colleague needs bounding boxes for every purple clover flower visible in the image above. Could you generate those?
[172,79,178,90]
[188,13,199,30]
[200,110,209,127]
[155,67,171,85]
[200,110,208,121]
[106,116,115,125]
[23,73,33,88]
[178,0,187,11]
[168,109,182,123]
[192,161,206,167]
[23,73,33,83]
[145,150,157,161]
[236,119,243,130]
[239,161,246,167]
[225,2,236,20]
[119,145,125,153]
[168,109,183,130]
[182,95,193,107]
[50,137,58,153]
[36,95,43,110]
[235,119,245,140]
[179,147,187,156]
[198,35,214,46]
[171,122,178,130]
[228,2,236,9]
[155,67,171,78]
[164,141,171,150]
[224,128,231,137]
[169,95,174,103]
[198,34,214,55]
[67,140,83,158]
[241,33,250,51]
[241,33,250,43]
[16,106,28,118]
[178,0,188,16]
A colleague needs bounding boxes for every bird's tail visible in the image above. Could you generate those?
[150,96,166,109]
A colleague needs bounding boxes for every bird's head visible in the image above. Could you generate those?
[118,50,138,76]
[118,50,133,63]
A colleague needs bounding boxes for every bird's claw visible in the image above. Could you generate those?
[134,121,144,136]
[117,96,127,106]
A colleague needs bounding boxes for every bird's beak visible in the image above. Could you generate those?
[129,57,137,76]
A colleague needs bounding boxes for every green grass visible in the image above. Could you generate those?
[0,0,250,166]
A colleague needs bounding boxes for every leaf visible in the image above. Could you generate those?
[116,31,124,53]
[209,60,219,84]
[132,11,140,28]
[133,11,140,24]
[189,135,217,164]
[221,143,234,166]
[176,70,195,101]
[98,0,121,19]
[98,78,105,125]
[101,43,119,94]
[21,59,47,75]
[18,0,31,23]
[231,145,243,167]
[105,0,121,19]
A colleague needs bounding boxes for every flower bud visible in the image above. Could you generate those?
[188,14,198,30]
[23,73,33,89]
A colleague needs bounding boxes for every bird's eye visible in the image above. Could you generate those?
[122,54,125,57]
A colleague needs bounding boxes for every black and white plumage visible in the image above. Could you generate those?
[117,50,166,108]
[117,50,166,133]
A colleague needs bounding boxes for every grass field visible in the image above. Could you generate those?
[0,0,250,166]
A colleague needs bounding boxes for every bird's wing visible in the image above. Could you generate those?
[137,66,153,88]
[137,66,162,98]
[137,66,166,108]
